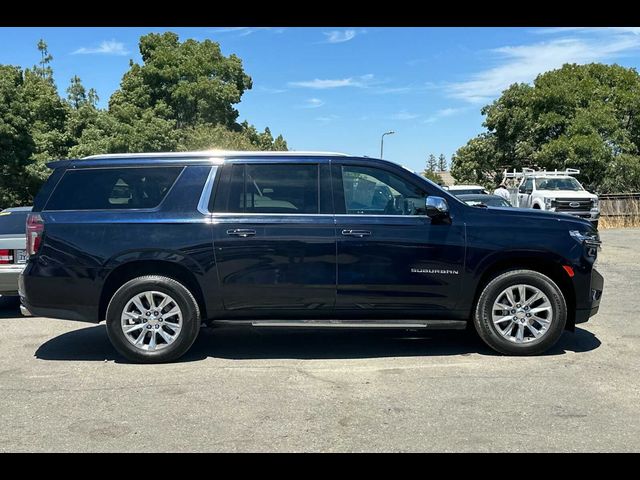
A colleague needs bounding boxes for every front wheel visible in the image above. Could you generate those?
[474,269,567,355]
[106,275,201,363]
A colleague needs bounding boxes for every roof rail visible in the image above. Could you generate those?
[81,150,350,160]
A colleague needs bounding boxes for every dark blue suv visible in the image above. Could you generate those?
[19,151,603,362]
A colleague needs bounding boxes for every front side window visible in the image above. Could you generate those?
[520,178,534,193]
[340,165,427,216]
[44,167,183,211]
[220,163,319,214]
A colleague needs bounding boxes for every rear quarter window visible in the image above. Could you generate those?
[44,167,183,211]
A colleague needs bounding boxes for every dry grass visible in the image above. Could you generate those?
[599,197,640,229]
[600,216,640,229]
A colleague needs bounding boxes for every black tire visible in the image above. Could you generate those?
[474,269,567,355]
[106,275,201,363]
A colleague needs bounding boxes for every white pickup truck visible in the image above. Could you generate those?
[503,168,600,227]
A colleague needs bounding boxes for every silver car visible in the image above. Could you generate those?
[0,207,31,297]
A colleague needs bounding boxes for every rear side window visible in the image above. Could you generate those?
[215,164,320,214]
[0,210,31,234]
[44,167,183,211]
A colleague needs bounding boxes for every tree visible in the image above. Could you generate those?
[0,66,35,206]
[108,32,252,130]
[36,39,53,81]
[74,32,285,156]
[451,63,640,193]
[0,34,288,208]
[437,153,447,171]
[426,154,437,172]
[422,154,442,184]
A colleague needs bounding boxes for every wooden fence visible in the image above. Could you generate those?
[598,193,640,228]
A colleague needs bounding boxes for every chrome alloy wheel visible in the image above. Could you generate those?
[491,284,553,343]
[120,291,183,351]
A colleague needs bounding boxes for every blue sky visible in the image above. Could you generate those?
[1,27,640,172]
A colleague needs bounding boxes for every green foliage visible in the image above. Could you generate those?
[108,32,252,129]
[0,33,287,208]
[422,170,443,184]
[451,63,640,193]
[437,153,447,171]
[421,153,443,184]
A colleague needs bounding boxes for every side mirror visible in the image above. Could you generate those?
[425,196,449,219]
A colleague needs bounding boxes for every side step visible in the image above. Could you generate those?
[239,319,468,330]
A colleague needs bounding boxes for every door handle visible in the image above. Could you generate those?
[226,228,256,237]
[341,229,371,238]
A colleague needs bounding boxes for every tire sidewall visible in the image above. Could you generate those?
[106,276,200,363]
[474,270,567,355]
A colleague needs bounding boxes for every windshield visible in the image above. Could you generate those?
[450,188,488,196]
[0,209,31,235]
[535,177,583,191]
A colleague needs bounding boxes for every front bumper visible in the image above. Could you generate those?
[575,267,604,324]
[0,264,25,295]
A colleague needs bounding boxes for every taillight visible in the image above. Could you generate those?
[0,249,12,264]
[26,213,44,257]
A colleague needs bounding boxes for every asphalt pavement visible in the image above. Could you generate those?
[0,228,638,452]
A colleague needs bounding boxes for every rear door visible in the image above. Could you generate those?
[332,160,465,318]
[211,159,336,317]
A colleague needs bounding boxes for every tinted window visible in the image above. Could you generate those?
[450,188,487,196]
[221,164,319,214]
[0,209,31,235]
[340,165,426,215]
[44,167,182,211]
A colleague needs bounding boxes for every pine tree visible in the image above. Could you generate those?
[438,153,447,171]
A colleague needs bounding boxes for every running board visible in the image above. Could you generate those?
[237,319,468,329]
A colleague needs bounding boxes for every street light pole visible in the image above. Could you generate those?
[380,131,395,159]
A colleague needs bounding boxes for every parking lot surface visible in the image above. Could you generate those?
[1,228,639,452]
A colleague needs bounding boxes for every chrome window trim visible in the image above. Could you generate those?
[197,165,220,215]
[209,213,430,218]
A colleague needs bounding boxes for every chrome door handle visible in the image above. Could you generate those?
[341,229,371,238]
[226,228,256,237]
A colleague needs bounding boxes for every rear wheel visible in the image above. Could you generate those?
[474,269,567,355]
[106,275,201,363]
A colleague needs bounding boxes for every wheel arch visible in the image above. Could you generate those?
[472,255,577,331]
[99,260,207,323]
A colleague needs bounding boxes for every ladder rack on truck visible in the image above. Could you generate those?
[502,168,580,181]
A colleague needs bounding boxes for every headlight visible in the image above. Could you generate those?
[544,197,556,209]
[591,198,599,209]
[570,230,601,257]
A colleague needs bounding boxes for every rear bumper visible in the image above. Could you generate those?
[575,268,604,324]
[0,265,25,295]
[18,269,99,322]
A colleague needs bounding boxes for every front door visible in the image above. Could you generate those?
[518,178,534,208]
[332,161,465,318]
[212,161,336,318]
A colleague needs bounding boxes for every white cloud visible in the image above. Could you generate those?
[424,107,466,124]
[258,86,287,94]
[301,98,325,108]
[447,34,640,104]
[289,74,375,89]
[316,114,339,123]
[391,110,421,121]
[534,27,640,36]
[210,27,284,36]
[323,30,357,44]
[72,40,129,56]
